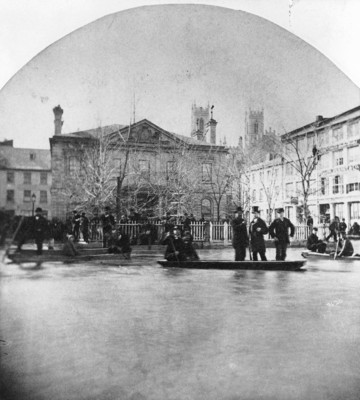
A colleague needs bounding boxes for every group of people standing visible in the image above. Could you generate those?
[231,206,295,262]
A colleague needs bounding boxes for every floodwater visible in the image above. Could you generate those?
[1,246,360,400]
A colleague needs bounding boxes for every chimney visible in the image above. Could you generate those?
[208,105,217,145]
[53,105,64,135]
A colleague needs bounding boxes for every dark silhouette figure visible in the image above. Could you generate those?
[269,208,295,261]
[231,207,249,261]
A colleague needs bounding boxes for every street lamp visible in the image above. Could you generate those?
[31,193,36,216]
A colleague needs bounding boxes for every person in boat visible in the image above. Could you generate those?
[62,235,79,257]
[336,232,354,258]
[162,227,187,262]
[108,229,132,259]
[249,206,268,261]
[231,206,249,261]
[182,229,199,261]
[101,206,115,248]
[269,208,295,261]
[306,227,327,253]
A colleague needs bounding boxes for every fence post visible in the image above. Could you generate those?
[208,221,212,242]
[224,221,229,245]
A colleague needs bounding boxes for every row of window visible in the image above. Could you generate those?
[252,176,359,201]
[252,145,359,184]
[7,171,48,185]
[67,157,214,183]
[6,190,48,203]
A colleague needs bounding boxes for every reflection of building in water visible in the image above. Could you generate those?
[248,105,360,227]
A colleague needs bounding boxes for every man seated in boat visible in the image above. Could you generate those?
[161,227,187,262]
[108,229,132,259]
[62,235,80,257]
[336,232,354,258]
[182,229,200,261]
[306,227,327,253]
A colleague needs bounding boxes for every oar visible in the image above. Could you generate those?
[2,216,25,262]
[248,238,253,261]
[333,237,340,260]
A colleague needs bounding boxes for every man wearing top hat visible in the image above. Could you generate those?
[33,207,49,255]
[231,206,249,261]
[269,208,295,261]
[249,206,269,261]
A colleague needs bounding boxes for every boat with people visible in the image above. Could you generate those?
[301,250,360,262]
[157,259,306,271]
[4,247,132,265]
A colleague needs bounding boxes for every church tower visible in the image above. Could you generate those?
[245,108,264,148]
[191,103,210,141]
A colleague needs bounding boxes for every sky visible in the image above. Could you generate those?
[0,0,359,148]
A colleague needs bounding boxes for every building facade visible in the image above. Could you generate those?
[0,140,52,217]
[50,106,231,221]
[249,105,360,227]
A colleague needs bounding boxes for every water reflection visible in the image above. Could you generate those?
[1,247,360,400]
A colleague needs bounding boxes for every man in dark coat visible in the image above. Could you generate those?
[307,227,326,253]
[72,210,81,242]
[162,227,187,262]
[182,229,199,261]
[249,206,268,261]
[108,229,132,259]
[33,207,49,255]
[338,218,347,234]
[269,208,295,261]
[231,206,249,261]
[101,207,115,248]
[326,217,339,242]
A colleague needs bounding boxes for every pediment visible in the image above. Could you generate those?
[118,119,184,146]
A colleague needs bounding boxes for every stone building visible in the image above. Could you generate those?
[50,106,230,221]
[0,140,52,217]
[248,105,360,227]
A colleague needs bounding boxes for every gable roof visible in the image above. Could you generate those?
[53,118,227,151]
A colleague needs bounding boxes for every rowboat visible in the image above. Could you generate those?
[157,260,306,271]
[301,251,360,262]
[5,249,130,264]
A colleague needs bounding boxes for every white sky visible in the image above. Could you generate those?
[1,0,360,91]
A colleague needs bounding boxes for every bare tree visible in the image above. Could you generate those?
[256,158,282,224]
[201,149,235,221]
[61,127,132,216]
[280,130,321,222]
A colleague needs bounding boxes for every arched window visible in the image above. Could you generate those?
[254,121,259,135]
[201,198,212,219]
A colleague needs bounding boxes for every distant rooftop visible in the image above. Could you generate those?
[0,146,50,170]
